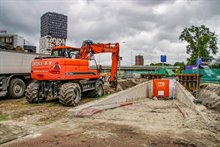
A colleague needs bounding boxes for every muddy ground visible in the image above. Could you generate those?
[0,80,219,147]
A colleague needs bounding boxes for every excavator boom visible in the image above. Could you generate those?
[78,40,120,87]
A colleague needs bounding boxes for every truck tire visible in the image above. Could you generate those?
[25,81,45,103]
[89,81,104,98]
[8,78,26,98]
[59,83,81,106]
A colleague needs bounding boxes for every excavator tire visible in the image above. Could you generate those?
[25,81,45,103]
[89,81,104,98]
[59,83,81,106]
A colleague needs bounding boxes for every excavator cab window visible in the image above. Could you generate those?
[69,50,79,59]
[52,48,79,59]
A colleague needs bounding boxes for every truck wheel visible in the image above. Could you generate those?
[8,78,26,98]
[90,81,104,98]
[25,81,45,103]
[59,83,81,106]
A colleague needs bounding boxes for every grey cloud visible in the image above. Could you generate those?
[0,0,219,65]
[132,0,173,6]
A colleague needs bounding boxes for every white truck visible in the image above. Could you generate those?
[0,49,39,98]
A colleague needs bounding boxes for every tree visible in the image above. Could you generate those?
[210,56,220,68]
[173,62,185,73]
[179,25,218,65]
[150,63,171,66]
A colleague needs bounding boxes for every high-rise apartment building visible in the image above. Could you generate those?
[41,12,67,39]
[135,55,144,65]
[40,12,67,54]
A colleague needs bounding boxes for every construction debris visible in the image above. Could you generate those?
[173,101,188,119]
[198,83,220,112]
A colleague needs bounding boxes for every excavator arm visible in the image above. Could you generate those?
[78,40,120,88]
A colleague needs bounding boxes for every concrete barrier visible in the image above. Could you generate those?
[69,80,153,116]
[175,82,196,110]
[175,81,211,126]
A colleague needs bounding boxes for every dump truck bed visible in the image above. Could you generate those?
[0,49,39,74]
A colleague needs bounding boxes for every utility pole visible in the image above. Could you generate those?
[196,50,200,100]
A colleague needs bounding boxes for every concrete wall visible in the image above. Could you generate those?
[102,81,151,104]
[69,80,153,116]
[175,82,196,110]
[175,81,212,127]
[147,80,153,98]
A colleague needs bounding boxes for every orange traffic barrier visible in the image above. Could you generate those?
[153,79,169,99]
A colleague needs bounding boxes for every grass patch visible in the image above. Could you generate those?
[44,117,56,124]
[97,93,115,99]
[80,93,115,105]
[0,111,8,121]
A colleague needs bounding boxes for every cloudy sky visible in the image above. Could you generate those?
[0,0,219,65]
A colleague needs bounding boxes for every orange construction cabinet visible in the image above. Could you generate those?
[153,79,169,97]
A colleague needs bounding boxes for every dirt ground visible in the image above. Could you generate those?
[1,99,220,147]
[0,79,146,144]
[104,78,148,94]
[0,80,219,147]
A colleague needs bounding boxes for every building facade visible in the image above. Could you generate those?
[0,34,36,53]
[40,12,67,54]
[0,34,25,49]
[135,55,144,65]
[39,35,66,54]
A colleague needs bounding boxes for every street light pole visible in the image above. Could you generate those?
[131,49,132,66]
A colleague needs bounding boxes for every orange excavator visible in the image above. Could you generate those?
[25,40,119,106]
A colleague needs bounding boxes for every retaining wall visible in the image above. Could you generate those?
[69,80,209,127]
[175,81,211,126]
[69,80,153,116]
[175,82,196,109]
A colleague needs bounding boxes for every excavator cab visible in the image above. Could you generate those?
[51,46,80,59]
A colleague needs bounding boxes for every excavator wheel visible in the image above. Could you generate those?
[110,80,118,88]
[59,83,81,106]
[89,81,104,98]
[25,81,46,103]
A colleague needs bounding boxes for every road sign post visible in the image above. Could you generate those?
[161,55,166,68]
